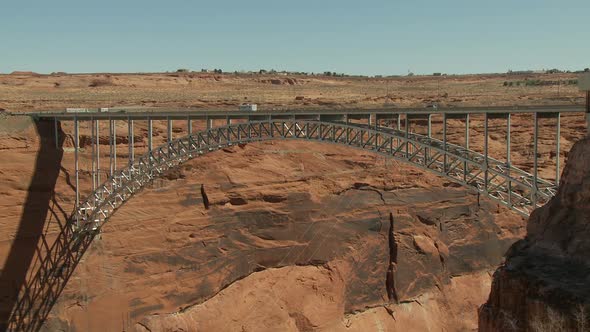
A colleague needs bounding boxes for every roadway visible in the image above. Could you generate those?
[16,104,586,121]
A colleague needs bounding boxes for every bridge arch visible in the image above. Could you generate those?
[10,118,557,330]
[75,119,553,234]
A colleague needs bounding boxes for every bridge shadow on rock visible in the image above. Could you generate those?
[0,120,96,331]
[0,119,63,330]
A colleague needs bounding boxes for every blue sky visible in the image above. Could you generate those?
[1,0,589,75]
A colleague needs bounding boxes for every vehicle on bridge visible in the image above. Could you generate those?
[65,107,112,113]
[239,103,258,111]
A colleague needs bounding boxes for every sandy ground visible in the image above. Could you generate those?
[0,71,585,112]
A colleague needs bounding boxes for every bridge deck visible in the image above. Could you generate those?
[22,104,585,120]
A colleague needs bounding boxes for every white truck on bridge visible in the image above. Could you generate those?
[239,104,257,112]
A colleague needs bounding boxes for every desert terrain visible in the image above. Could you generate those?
[0,72,588,331]
[0,71,585,112]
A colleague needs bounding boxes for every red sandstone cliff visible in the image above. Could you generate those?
[479,137,590,331]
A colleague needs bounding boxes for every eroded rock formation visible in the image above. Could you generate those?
[479,137,590,331]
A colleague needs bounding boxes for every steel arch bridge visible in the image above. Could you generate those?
[6,105,586,331]
[75,118,551,234]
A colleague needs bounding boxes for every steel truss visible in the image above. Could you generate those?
[10,114,568,330]
[75,119,553,235]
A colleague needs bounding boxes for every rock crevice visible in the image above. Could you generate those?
[386,213,399,303]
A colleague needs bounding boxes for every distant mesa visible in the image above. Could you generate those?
[9,71,40,76]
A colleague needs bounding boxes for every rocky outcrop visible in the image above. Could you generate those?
[479,137,590,331]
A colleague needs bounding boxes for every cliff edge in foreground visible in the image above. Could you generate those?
[479,137,590,331]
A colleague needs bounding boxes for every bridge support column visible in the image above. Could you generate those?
[556,112,561,186]
[109,119,115,176]
[507,114,511,207]
[464,114,470,182]
[74,116,79,227]
[54,118,59,149]
[91,117,96,191]
[96,119,100,187]
[533,112,539,206]
[345,115,349,142]
[443,114,447,173]
[404,114,409,157]
[128,117,134,166]
[269,115,273,137]
[397,114,401,149]
[247,116,252,139]
[113,119,117,172]
[484,114,488,193]
[426,114,432,163]
[506,114,511,164]
[148,117,153,152]
[188,116,192,135]
[167,117,172,144]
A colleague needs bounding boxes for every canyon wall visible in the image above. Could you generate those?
[0,117,528,331]
[479,137,590,331]
[41,140,524,331]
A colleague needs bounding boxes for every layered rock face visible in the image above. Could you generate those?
[479,137,590,331]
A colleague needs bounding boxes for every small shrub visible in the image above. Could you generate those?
[88,78,114,87]
[530,305,589,332]
[531,307,567,332]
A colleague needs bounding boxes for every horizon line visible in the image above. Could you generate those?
[2,67,589,77]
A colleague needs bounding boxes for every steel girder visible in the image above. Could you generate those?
[75,119,553,235]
